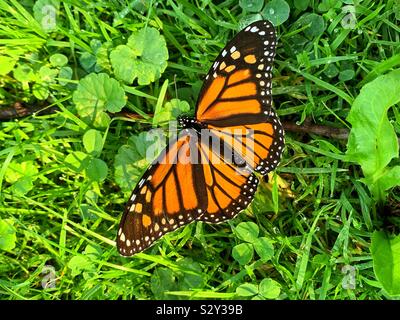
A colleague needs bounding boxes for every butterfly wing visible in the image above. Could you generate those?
[195,20,284,175]
[196,130,260,223]
[117,130,208,256]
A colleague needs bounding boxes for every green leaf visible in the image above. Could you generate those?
[38,66,58,83]
[318,0,341,12]
[151,268,177,299]
[83,129,103,155]
[234,222,259,243]
[5,161,38,183]
[50,53,68,67]
[377,166,400,193]
[65,151,90,173]
[346,69,400,200]
[238,14,264,30]
[259,278,281,299]
[86,158,108,182]
[236,283,259,297]
[11,176,34,196]
[261,0,290,26]
[294,0,309,11]
[79,52,96,72]
[0,219,16,252]
[32,83,49,100]
[58,66,73,86]
[253,237,274,262]
[13,64,35,82]
[232,243,254,265]
[110,45,137,83]
[371,231,400,296]
[68,255,95,277]
[339,69,355,82]
[298,13,326,38]
[324,64,339,78]
[0,56,17,75]
[239,0,264,12]
[84,243,102,259]
[72,73,126,118]
[176,258,205,290]
[153,98,191,126]
[96,42,113,73]
[110,27,168,85]
[114,132,165,192]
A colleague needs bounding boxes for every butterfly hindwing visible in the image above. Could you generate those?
[117,131,208,256]
[196,133,260,223]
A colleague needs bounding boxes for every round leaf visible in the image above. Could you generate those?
[232,243,254,265]
[110,45,137,83]
[86,158,108,182]
[294,0,309,11]
[65,151,89,173]
[13,64,35,82]
[50,53,68,67]
[114,132,165,192]
[11,177,34,196]
[239,0,264,12]
[72,73,126,117]
[234,222,259,243]
[238,14,264,30]
[324,64,339,78]
[38,66,58,83]
[261,0,290,26]
[68,256,95,277]
[298,13,325,38]
[339,69,355,82]
[79,52,96,72]
[253,237,274,262]
[110,27,168,85]
[83,129,103,155]
[259,278,281,299]
[58,66,73,86]
[236,283,259,297]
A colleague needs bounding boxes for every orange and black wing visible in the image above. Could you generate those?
[196,130,260,223]
[195,20,284,175]
[117,130,208,256]
[117,129,260,255]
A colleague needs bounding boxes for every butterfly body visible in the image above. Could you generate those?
[117,20,284,256]
[177,115,206,132]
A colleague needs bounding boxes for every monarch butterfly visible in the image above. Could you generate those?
[117,20,284,256]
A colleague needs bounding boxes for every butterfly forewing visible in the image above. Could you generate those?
[195,20,284,176]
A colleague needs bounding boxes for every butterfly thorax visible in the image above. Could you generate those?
[177,115,206,132]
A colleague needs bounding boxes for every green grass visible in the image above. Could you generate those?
[1,0,400,300]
